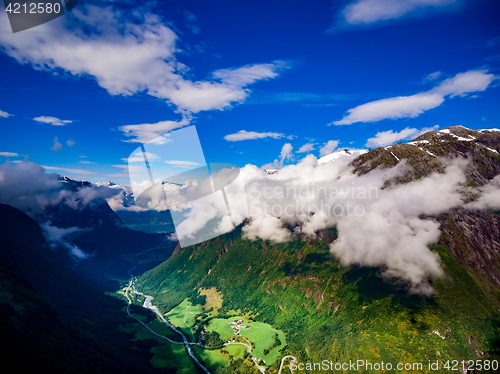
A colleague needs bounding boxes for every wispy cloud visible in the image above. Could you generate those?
[42,165,97,175]
[119,117,190,144]
[333,0,457,29]
[165,160,201,168]
[297,143,316,153]
[331,69,497,126]
[365,125,439,147]
[123,151,161,163]
[421,71,443,84]
[79,160,95,165]
[224,130,286,142]
[34,116,72,126]
[184,10,200,34]
[51,137,63,152]
[319,140,340,157]
[66,139,75,147]
[0,152,20,157]
[0,109,13,118]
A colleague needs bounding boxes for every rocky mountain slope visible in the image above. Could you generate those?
[136,125,500,373]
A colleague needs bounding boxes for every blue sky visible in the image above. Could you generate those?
[0,0,499,183]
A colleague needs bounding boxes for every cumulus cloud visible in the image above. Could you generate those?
[66,139,75,147]
[338,0,456,26]
[331,70,497,126]
[319,140,340,157]
[0,109,13,118]
[51,137,63,151]
[0,161,117,215]
[365,125,439,147]
[280,143,294,164]
[224,130,285,142]
[236,154,472,294]
[0,4,286,117]
[34,116,72,126]
[466,175,500,211]
[260,143,295,171]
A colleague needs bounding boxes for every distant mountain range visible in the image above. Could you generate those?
[0,125,499,373]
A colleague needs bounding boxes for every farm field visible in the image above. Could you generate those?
[165,299,203,339]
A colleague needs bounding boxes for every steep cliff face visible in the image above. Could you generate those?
[439,208,500,305]
[350,125,500,306]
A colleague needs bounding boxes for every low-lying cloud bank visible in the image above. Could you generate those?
[0,161,118,259]
[238,155,499,295]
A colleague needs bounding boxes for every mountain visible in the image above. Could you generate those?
[1,126,499,374]
[0,203,170,374]
[134,126,500,373]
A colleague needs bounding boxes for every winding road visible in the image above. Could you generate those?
[278,355,298,374]
[224,341,266,373]
[125,279,211,373]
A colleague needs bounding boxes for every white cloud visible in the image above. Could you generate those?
[331,69,497,126]
[466,175,500,211]
[297,143,316,153]
[123,151,161,163]
[340,0,456,25]
[0,5,286,115]
[319,140,340,157]
[165,160,201,167]
[280,143,294,163]
[365,125,439,147]
[238,156,471,294]
[66,139,76,147]
[0,152,19,157]
[119,117,190,144]
[79,160,95,165]
[422,71,443,84]
[34,116,72,126]
[51,137,63,152]
[224,130,285,142]
[41,223,90,259]
[0,161,117,215]
[0,109,13,118]
[212,61,287,87]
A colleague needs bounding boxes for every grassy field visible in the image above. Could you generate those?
[206,317,236,341]
[240,321,286,365]
[225,345,244,360]
[206,315,286,366]
[165,299,203,340]
[118,315,198,373]
[199,287,223,311]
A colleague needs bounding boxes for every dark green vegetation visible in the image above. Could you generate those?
[1,126,499,373]
[0,203,174,374]
[137,224,500,373]
[135,127,500,373]
[115,209,175,234]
